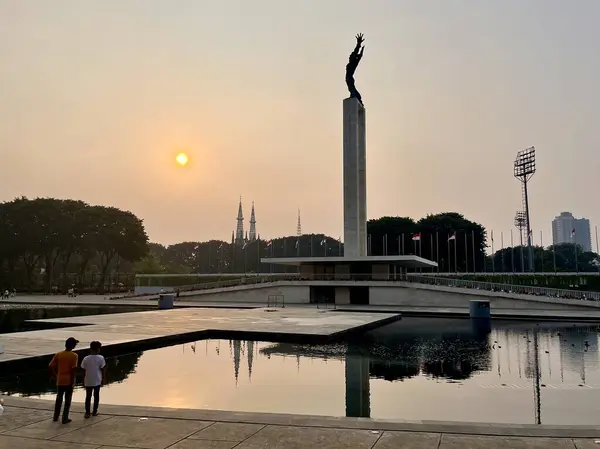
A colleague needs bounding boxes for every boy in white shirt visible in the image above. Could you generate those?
[81,341,106,418]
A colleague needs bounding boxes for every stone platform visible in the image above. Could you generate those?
[0,308,400,366]
[1,396,599,448]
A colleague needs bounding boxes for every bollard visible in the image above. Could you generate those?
[158,294,174,310]
[470,300,491,336]
[469,300,490,319]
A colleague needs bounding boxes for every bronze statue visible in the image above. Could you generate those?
[346,33,365,104]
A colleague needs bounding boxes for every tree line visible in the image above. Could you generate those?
[137,212,488,274]
[487,243,600,273]
[0,198,149,293]
[3,198,593,294]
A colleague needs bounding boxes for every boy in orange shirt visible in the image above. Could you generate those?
[48,337,79,424]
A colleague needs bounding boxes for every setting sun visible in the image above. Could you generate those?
[175,152,189,166]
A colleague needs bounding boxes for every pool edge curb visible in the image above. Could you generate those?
[2,396,599,439]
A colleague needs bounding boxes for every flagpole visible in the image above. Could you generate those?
[552,240,557,273]
[447,235,451,273]
[464,231,468,273]
[436,232,439,273]
[401,233,404,255]
[296,238,300,274]
[397,235,401,256]
[419,236,422,274]
[454,237,457,273]
[429,233,433,267]
[310,235,314,257]
[491,230,495,273]
[540,230,543,273]
[244,243,247,273]
[596,225,599,254]
[510,229,515,273]
[500,232,505,272]
[471,230,476,273]
[257,238,261,273]
[519,229,524,273]
[208,241,211,274]
[574,230,579,273]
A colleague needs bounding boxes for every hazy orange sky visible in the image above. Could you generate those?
[1,1,599,247]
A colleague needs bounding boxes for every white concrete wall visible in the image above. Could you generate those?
[139,279,599,311]
[369,285,598,310]
[184,284,310,304]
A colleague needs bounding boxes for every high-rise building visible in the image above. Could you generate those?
[552,212,591,252]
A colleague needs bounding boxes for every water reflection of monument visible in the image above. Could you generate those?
[258,318,492,418]
[223,320,598,424]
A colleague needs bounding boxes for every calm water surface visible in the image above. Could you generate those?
[4,317,600,425]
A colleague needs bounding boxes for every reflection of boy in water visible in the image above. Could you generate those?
[345,33,365,104]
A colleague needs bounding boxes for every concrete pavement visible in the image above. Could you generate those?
[1,396,599,448]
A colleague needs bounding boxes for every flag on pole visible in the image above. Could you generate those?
[265,240,272,247]
[320,238,326,246]
[571,228,576,238]
[295,239,299,249]
[194,244,199,250]
[412,233,421,241]
[448,233,456,241]
[218,243,224,249]
[242,242,247,249]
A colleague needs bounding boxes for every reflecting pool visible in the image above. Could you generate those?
[3,317,600,425]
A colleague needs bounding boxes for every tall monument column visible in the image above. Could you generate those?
[343,33,367,258]
[343,97,367,257]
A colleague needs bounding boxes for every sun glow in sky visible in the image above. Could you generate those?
[2,1,600,245]
[175,153,189,167]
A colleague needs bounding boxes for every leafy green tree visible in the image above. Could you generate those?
[367,213,486,271]
[91,206,148,292]
[0,198,149,292]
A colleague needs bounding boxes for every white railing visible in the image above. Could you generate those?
[135,272,600,303]
[403,274,600,301]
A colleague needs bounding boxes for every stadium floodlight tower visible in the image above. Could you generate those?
[514,146,536,272]
[514,210,527,272]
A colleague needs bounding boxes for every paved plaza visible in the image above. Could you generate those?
[0,307,400,364]
[1,396,599,448]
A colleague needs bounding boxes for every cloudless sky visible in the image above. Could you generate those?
[1,0,599,248]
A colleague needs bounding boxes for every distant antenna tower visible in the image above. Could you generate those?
[514,147,536,272]
[296,209,302,237]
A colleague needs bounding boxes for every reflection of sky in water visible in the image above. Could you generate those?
[5,317,600,425]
